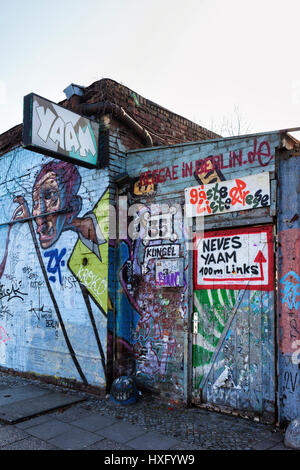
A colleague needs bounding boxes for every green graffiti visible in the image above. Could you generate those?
[192,288,238,387]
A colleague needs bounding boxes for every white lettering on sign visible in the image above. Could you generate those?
[48,116,65,149]
[23,94,100,166]
[65,122,80,153]
[78,125,97,157]
[142,243,180,275]
[36,106,56,141]
[185,172,270,217]
[36,104,96,157]
[194,226,274,291]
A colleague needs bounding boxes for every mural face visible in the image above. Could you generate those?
[33,169,69,248]
[30,161,104,252]
[0,150,109,387]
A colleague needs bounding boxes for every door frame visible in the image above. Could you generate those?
[189,223,277,422]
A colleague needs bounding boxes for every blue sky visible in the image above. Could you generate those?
[1,0,300,137]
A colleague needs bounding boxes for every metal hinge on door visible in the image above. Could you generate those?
[193,311,198,335]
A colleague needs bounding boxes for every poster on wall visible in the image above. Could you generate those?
[156,258,184,287]
[23,93,101,168]
[185,172,270,217]
[142,243,180,274]
[194,226,274,290]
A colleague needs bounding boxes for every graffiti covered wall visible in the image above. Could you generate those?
[193,227,275,420]
[113,199,188,401]
[0,146,109,387]
[123,132,280,403]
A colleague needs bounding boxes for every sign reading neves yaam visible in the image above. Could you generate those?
[194,226,274,290]
[185,172,270,217]
[23,93,100,168]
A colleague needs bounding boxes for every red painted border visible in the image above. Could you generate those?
[193,225,274,291]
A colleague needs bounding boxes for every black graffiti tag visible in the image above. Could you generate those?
[0,282,28,302]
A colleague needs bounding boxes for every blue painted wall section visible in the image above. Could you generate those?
[0,146,109,387]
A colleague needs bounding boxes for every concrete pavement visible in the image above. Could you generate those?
[0,371,293,451]
[0,406,184,450]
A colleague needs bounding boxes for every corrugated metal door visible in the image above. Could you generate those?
[192,225,275,421]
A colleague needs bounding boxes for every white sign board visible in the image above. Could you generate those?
[185,172,270,217]
[23,93,100,168]
[144,243,180,263]
[142,243,180,274]
[194,226,273,291]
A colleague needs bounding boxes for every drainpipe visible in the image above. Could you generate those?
[63,84,153,146]
[74,101,153,147]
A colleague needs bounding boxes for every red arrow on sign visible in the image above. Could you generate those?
[253,250,267,281]
[254,250,267,264]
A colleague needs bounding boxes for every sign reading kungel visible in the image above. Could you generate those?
[194,226,274,291]
[23,93,100,168]
[185,172,270,217]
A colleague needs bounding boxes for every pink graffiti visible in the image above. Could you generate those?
[0,326,10,343]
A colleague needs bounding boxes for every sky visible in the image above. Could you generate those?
[1,0,300,138]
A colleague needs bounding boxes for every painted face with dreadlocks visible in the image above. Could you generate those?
[32,170,63,248]
[32,160,105,257]
[32,161,83,249]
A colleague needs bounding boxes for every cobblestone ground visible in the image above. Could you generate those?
[0,372,285,450]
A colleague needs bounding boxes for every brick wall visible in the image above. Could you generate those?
[70,78,220,148]
[0,78,219,168]
[0,124,22,157]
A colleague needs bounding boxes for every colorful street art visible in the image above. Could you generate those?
[192,286,275,415]
[192,226,275,415]
[192,288,238,388]
[276,152,300,423]
[68,186,109,315]
[116,204,186,388]
[278,229,300,356]
[280,271,300,311]
[139,137,275,187]
[23,94,100,168]
[0,151,109,386]
[185,172,270,217]
[124,134,278,404]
